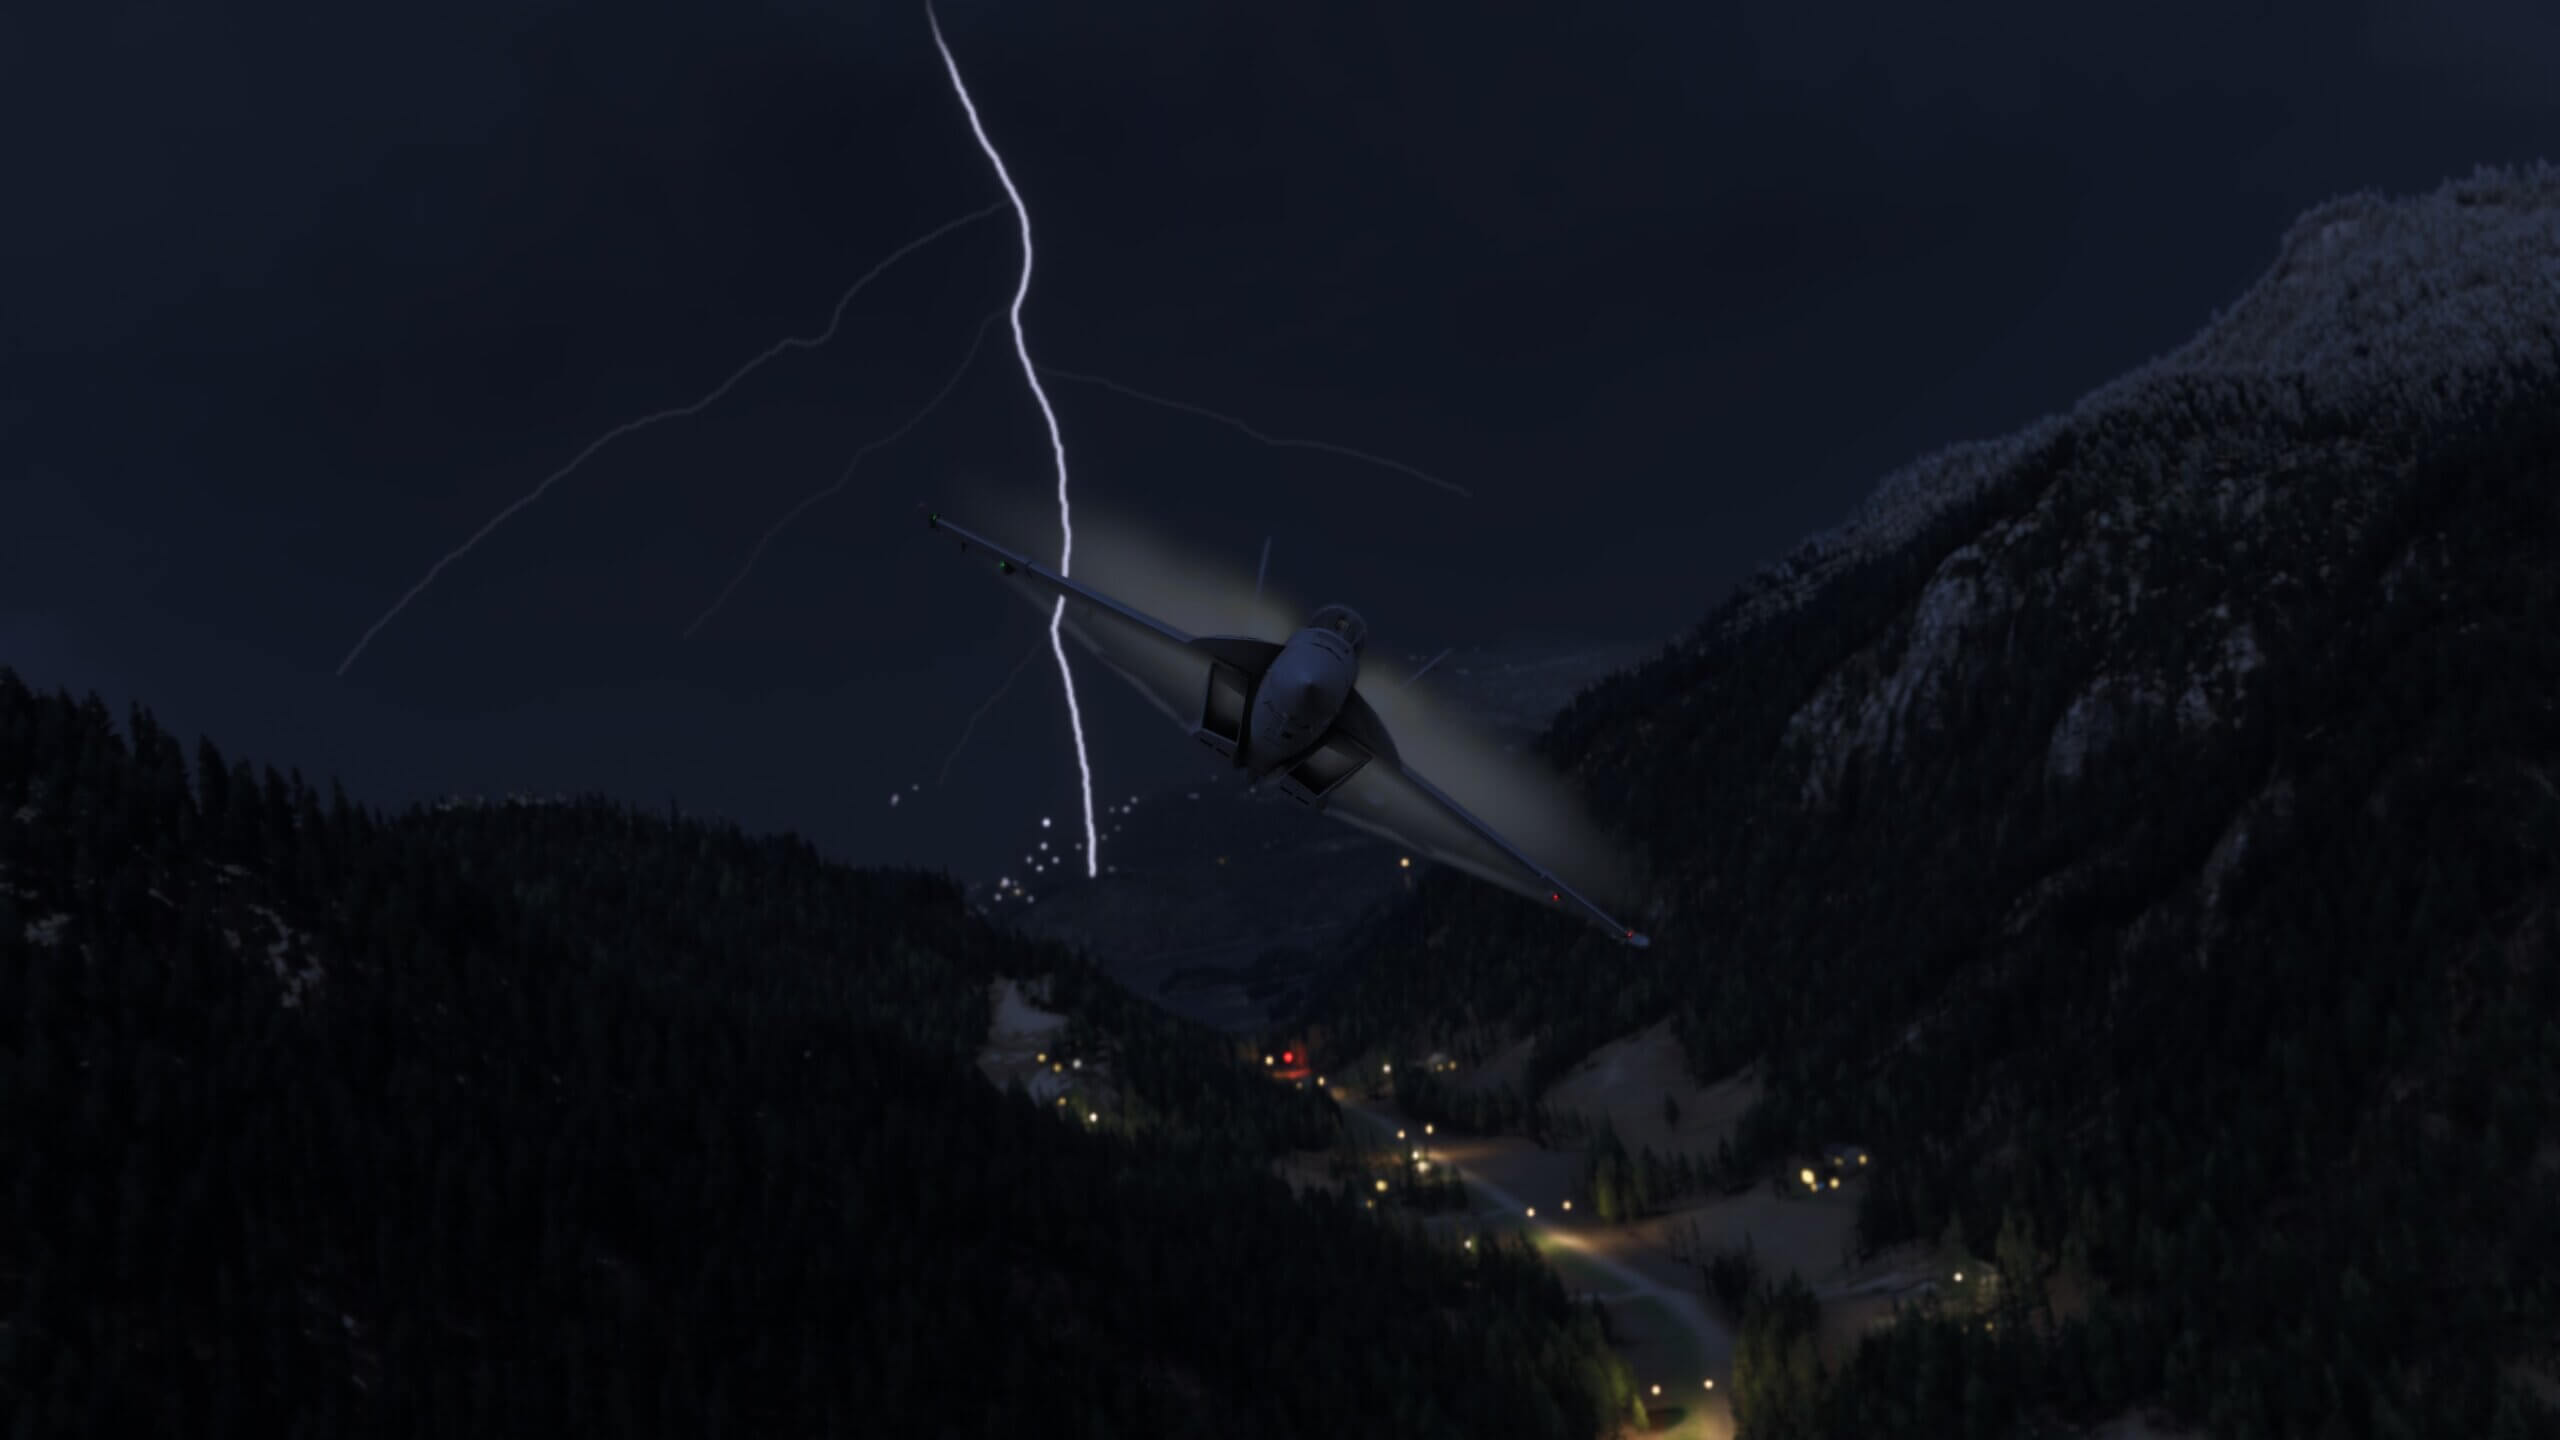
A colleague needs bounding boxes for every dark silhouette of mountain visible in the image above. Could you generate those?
[1316,165,2560,1436]
[0,671,1643,1438]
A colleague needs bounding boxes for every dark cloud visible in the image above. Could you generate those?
[4,0,2554,879]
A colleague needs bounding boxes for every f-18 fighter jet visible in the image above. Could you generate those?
[924,509,1648,947]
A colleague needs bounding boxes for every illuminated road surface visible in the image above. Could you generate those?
[1347,1103,1733,1437]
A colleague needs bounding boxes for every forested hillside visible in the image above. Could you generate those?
[0,672,1637,1439]
[1314,166,2560,1435]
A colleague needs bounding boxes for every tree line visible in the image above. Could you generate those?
[0,672,1640,1438]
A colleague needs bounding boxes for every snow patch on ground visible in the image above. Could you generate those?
[974,978,1075,1097]
[246,902,324,1008]
[1543,1019,1760,1163]
[2048,673,2167,782]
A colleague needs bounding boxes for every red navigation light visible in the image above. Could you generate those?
[1282,1050,1295,1065]
[1549,892,1560,903]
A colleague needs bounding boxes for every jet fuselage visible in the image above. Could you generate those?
[1246,624,1360,772]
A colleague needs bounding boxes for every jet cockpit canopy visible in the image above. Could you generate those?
[1307,604,1368,655]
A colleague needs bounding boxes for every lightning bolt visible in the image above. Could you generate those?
[936,634,1049,785]
[928,3,1101,879]
[1398,647,1451,688]
[681,309,1004,640]
[333,201,1006,678]
[1039,367,1473,499]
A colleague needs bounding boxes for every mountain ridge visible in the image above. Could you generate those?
[1316,164,2560,1436]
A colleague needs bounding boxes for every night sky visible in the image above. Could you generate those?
[6,0,2556,883]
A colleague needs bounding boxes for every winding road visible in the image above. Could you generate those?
[1346,1102,1734,1437]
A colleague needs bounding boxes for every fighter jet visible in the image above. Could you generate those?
[924,510,1650,947]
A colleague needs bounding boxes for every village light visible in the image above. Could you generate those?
[1424,1124,1433,1136]
[1397,1130,1407,1141]
[1526,1207,1536,1218]
[1954,1272,1964,1283]
[1562,1200,1572,1212]
[1376,1179,1389,1193]
[1087,1112,1098,1123]
[1800,1168,1818,1187]
[1704,1380,1715,1391]
[1651,1384,1661,1397]
[1828,1177,1840,1190]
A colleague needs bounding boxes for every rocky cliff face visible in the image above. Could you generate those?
[1701,163,2560,650]
[1532,165,2559,932]
[1321,165,2560,1430]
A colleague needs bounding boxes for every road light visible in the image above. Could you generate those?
[1562,1200,1572,1212]
[1376,1179,1389,1193]
[1704,1379,1715,1391]
[1651,1384,1661,1398]
[1526,1207,1536,1218]
[1423,1123,1433,1136]
[1397,1130,1407,1141]
[1954,1271,1964,1283]
[1087,1112,1098,1123]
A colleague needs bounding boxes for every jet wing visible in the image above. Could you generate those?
[923,509,1279,731]
[1323,727,1650,948]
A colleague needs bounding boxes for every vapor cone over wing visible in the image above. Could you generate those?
[922,508,1649,947]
